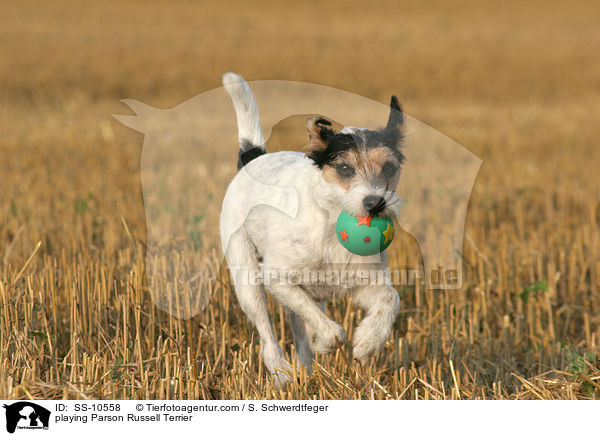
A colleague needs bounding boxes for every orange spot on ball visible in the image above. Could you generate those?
[340,229,349,242]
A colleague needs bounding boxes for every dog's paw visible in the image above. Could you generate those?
[309,321,347,354]
[271,365,295,390]
[352,322,388,361]
[262,343,295,389]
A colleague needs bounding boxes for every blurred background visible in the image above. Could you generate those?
[1,0,599,399]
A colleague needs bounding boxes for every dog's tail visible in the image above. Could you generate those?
[222,72,266,169]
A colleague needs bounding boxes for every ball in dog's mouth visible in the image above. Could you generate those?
[336,211,394,256]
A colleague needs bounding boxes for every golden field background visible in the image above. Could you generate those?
[1,0,600,399]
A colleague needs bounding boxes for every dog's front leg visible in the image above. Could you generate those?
[351,284,400,361]
[269,284,347,354]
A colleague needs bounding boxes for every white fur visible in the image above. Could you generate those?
[223,72,265,150]
[220,74,401,387]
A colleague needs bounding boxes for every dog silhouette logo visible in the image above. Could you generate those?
[114,80,481,319]
[2,402,50,433]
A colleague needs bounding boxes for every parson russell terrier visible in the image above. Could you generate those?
[220,73,404,387]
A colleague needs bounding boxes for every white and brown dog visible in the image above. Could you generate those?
[220,73,403,387]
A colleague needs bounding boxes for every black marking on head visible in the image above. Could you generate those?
[306,132,359,168]
[306,95,405,168]
[361,129,405,165]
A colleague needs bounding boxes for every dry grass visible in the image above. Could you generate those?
[1,0,600,399]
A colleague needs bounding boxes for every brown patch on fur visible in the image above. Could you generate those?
[323,165,352,190]
[364,147,398,173]
[321,145,401,191]
[363,147,402,187]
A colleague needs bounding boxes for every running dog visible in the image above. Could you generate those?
[220,73,403,387]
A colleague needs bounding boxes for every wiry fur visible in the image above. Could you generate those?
[220,73,403,387]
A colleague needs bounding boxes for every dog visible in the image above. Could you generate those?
[220,73,403,387]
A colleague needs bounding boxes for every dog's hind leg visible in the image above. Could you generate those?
[288,311,313,372]
[225,232,293,388]
[269,284,346,354]
[289,301,326,372]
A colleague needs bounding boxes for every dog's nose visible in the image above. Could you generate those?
[363,195,386,215]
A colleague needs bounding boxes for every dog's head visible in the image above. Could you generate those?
[306,96,405,218]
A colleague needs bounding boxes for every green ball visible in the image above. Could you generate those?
[336,211,394,256]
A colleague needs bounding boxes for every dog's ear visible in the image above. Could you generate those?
[306,116,334,156]
[386,95,403,130]
[382,95,404,147]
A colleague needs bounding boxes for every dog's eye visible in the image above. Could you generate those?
[335,164,355,178]
[382,162,398,178]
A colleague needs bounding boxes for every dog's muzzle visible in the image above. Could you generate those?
[363,195,387,216]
